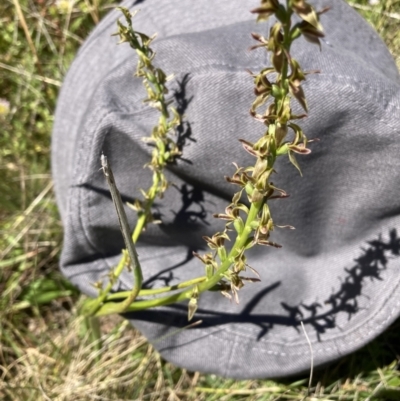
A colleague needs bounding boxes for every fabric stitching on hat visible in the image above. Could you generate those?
[313,74,400,122]
[145,1,253,39]
[200,291,400,357]
[72,109,117,260]
[250,285,400,355]
[226,225,400,341]
[223,334,239,377]
[83,108,165,285]
[138,277,400,359]
[106,68,399,126]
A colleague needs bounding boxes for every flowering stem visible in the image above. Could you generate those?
[82,1,326,318]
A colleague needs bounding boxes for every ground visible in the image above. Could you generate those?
[0,0,400,399]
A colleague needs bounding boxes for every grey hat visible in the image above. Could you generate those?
[52,0,400,379]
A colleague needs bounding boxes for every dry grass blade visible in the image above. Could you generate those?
[301,321,314,398]
[348,2,400,20]
[194,386,284,395]
[0,315,151,400]
[0,180,53,259]
[12,0,40,65]
[0,62,62,86]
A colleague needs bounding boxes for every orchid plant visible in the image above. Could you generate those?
[81,0,326,321]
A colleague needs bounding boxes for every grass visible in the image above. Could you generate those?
[0,0,399,399]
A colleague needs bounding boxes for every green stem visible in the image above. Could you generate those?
[132,214,146,244]
[280,13,291,96]
[132,172,160,243]
[84,252,128,315]
[94,199,264,316]
[105,275,207,300]
[154,81,169,121]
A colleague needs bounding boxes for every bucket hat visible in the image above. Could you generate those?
[52,0,400,378]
